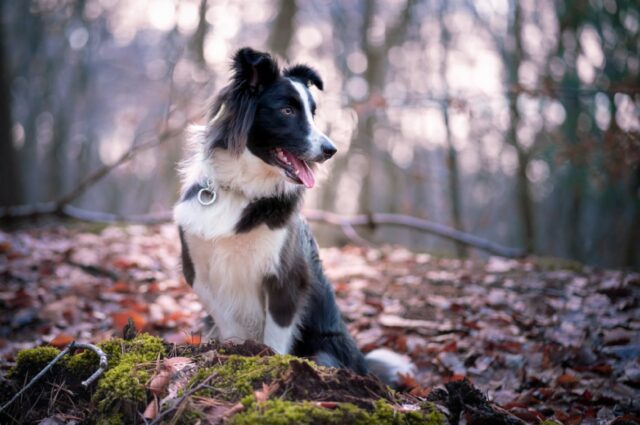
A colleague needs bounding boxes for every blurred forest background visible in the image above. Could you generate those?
[0,0,638,268]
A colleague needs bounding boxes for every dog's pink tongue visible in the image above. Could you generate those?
[286,153,315,188]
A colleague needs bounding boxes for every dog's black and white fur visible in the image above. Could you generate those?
[174,47,412,385]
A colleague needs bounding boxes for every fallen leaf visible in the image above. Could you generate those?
[112,311,147,330]
[314,401,339,409]
[148,369,170,396]
[143,397,158,420]
[254,382,279,403]
[110,281,131,293]
[185,334,202,346]
[378,314,443,330]
[556,374,579,387]
[49,334,74,348]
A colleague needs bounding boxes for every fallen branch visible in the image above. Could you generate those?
[0,203,524,257]
[0,342,108,413]
[303,209,525,258]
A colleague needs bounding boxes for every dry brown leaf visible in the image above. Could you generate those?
[164,356,193,368]
[49,334,74,348]
[254,382,279,403]
[378,314,443,329]
[143,396,158,420]
[556,373,579,387]
[314,401,339,409]
[149,369,171,396]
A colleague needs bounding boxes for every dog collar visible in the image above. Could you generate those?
[195,178,242,206]
[197,179,217,206]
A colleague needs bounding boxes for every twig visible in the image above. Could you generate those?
[0,341,108,413]
[75,342,109,388]
[54,128,181,209]
[64,249,120,281]
[148,373,217,425]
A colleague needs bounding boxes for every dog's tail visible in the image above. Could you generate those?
[364,348,416,388]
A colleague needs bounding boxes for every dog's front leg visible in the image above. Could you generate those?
[262,273,298,354]
[263,306,296,354]
[193,280,250,342]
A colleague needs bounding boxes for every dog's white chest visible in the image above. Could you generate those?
[184,225,287,341]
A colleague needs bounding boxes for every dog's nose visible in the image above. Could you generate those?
[321,140,337,160]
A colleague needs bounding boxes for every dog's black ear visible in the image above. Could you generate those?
[232,47,280,93]
[284,64,324,90]
[206,48,280,156]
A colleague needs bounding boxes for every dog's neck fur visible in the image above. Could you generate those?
[210,149,300,200]
[183,126,301,201]
[174,125,304,240]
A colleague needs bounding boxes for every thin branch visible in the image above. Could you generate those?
[54,127,181,209]
[0,342,108,413]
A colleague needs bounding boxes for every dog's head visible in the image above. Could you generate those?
[207,47,336,189]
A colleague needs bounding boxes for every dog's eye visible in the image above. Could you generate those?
[281,107,295,116]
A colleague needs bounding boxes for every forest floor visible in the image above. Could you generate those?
[0,224,639,424]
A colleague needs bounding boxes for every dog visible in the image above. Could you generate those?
[173,47,413,386]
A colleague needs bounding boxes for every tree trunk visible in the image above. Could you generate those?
[440,7,467,257]
[267,0,297,60]
[506,1,535,254]
[190,0,209,67]
[0,2,22,206]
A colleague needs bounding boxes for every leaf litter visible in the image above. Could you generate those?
[0,225,639,424]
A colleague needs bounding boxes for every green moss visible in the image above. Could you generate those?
[10,346,61,380]
[8,334,165,424]
[175,406,205,425]
[228,399,367,425]
[91,334,165,424]
[540,421,562,425]
[422,402,447,425]
[228,399,446,425]
[189,354,303,401]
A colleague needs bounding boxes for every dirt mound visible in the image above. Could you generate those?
[0,335,549,425]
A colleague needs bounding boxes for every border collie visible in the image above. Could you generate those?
[173,47,412,386]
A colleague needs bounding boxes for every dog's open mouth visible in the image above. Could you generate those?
[273,148,315,188]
